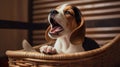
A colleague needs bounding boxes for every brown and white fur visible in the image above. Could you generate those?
[22,4,99,54]
[39,4,99,54]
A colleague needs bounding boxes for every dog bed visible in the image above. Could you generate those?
[6,33,120,67]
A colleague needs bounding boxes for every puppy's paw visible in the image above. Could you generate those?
[40,45,57,54]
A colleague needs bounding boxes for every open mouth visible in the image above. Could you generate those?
[49,17,64,35]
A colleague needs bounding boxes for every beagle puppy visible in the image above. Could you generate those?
[40,4,99,54]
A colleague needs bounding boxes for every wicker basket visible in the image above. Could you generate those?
[6,34,120,67]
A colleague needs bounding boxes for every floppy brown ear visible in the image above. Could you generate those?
[45,26,55,42]
[70,18,85,45]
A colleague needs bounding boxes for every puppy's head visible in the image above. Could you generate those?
[45,4,85,45]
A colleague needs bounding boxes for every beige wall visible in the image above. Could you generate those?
[0,0,28,57]
[0,29,28,56]
[0,0,28,22]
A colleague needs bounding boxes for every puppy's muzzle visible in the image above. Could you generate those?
[50,10,58,16]
[48,10,64,36]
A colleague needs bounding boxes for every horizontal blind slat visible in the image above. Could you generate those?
[32,0,120,22]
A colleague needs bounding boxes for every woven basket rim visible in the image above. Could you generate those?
[6,34,120,60]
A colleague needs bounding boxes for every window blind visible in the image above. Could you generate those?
[33,0,120,22]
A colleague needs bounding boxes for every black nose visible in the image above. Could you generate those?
[50,10,58,15]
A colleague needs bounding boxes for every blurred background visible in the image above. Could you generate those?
[0,0,120,67]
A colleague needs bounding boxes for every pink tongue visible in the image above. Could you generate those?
[51,27,62,33]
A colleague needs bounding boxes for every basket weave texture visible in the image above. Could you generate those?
[6,35,120,67]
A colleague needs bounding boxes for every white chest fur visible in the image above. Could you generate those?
[54,35,84,53]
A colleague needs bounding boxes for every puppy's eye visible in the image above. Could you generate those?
[64,11,71,14]
[64,11,73,16]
